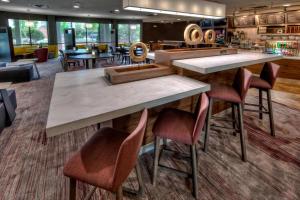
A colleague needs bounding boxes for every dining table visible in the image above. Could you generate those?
[69,53,114,69]
[63,49,90,56]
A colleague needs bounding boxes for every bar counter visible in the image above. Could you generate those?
[47,50,290,144]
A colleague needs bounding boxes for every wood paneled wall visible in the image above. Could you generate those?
[142,21,192,43]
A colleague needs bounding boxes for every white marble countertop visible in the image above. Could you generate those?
[46,68,210,137]
[172,52,283,74]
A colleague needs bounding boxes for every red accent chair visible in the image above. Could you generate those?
[63,109,148,200]
[246,62,280,136]
[152,93,209,199]
[34,48,48,63]
[204,68,252,162]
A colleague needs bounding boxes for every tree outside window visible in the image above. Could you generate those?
[118,24,141,45]
[8,19,48,45]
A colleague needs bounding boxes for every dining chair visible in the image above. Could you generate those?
[152,93,209,199]
[204,68,252,162]
[244,62,280,136]
[63,109,148,200]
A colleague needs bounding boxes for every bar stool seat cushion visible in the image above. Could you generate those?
[250,76,272,89]
[153,108,195,145]
[63,127,129,191]
[207,84,242,103]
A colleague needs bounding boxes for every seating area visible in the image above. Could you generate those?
[0,1,300,200]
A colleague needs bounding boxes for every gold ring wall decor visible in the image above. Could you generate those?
[184,24,203,45]
[204,29,216,44]
[129,42,148,63]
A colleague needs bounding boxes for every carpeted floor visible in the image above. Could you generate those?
[0,60,299,200]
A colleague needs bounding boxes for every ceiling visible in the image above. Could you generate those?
[0,0,300,22]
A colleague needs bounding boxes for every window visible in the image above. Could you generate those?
[100,23,112,43]
[72,22,87,44]
[118,24,141,45]
[56,22,72,44]
[87,23,100,43]
[56,22,112,47]
[8,19,48,45]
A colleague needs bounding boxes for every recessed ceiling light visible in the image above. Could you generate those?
[283,4,291,7]
[73,2,80,9]
[1,0,10,3]
[177,18,181,20]
[114,9,120,12]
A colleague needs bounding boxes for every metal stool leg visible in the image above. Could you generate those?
[259,89,263,120]
[232,103,237,136]
[203,98,213,152]
[190,144,198,199]
[267,89,275,137]
[152,136,161,186]
[135,162,144,195]
[69,178,76,200]
[237,103,247,162]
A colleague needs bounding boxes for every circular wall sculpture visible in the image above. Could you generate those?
[129,42,148,63]
[204,29,216,44]
[184,24,203,45]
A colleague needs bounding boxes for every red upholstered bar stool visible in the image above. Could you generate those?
[245,62,280,136]
[152,93,209,199]
[204,68,252,162]
[63,109,148,200]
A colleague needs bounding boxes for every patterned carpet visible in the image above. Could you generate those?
[0,60,299,200]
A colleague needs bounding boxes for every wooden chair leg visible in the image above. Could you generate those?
[267,89,275,137]
[237,103,247,162]
[116,186,123,200]
[190,144,199,199]
[203,98,213,152]
[259,89,263,120]
[152,136,161,186]
[69,178,76,200]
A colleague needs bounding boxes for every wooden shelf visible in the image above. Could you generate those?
[259,33,300,36]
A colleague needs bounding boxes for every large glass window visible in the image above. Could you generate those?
[87,23,100,43]
[8,19,48,45]
[56,22,72,44]
[72,22,87,43]
[56,22,111,47]
[100,23,112,43]
[118,24,141,44]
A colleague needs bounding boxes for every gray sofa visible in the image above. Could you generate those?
[0,64,35,83]
[0,90,17,132]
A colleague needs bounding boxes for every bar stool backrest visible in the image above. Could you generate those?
[260,62,280,88]
[192,93,209,144]
[232,68,252,102]
[111,109,148,190]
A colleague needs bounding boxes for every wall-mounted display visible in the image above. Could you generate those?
[257,13,285,25]
[234,15,255,27]
[257,15,267,25]
[267,13,285,24]
[287,11,300,23]
[0,27,14,62]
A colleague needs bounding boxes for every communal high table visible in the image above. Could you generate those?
[46,68,210,143]
[168,51,282,113]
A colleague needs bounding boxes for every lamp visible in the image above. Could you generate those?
[123,0,226,19]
